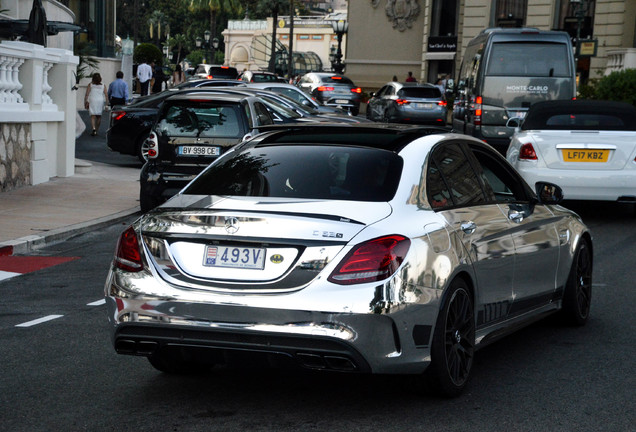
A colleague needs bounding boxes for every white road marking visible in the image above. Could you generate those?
[0,270,21,282]
[16,314,64,328]
[87,299,106,306]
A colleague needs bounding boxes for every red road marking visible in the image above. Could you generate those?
[0,256,80,273]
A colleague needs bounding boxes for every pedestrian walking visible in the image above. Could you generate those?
[172,64,185,87]
[84,72,108,136]
[136,60,152,96]
[152,62,164,94]
[108,71,129,107]
[406,71,417,82]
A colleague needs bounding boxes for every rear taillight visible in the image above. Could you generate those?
[110,110,126,124]
[519,143,538,160]
[317,86,335,92]
[351,87,362,94]
[473,96,482,126]
[437,100,447,107]
[114,226,143,272]
[328,235,410,285]
[207,75,214,79]
[395,99,410,105]
[146,131,159,159]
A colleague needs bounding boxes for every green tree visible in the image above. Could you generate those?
[188,0,242,48]
[593,69,636,106]
[134,43,163,65]
[167,33,188,66]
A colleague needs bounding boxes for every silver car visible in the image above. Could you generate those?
[367,82,448,125]
[105,124,592,397]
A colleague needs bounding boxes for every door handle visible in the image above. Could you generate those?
[460,221,477,235]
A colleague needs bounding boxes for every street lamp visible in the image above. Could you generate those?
[196,32,220,64]
[331,19,348,74]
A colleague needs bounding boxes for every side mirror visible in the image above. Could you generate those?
[535,182,563,205]
[369,92,375,98]
[506,117,522,128]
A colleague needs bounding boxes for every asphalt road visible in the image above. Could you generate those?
[0,201,634,431]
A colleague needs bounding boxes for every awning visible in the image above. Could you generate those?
[0,20,83,39]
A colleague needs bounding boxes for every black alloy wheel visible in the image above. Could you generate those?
[560,240,593,326]
[425,278,475,397]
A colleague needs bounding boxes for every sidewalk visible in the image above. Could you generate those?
[0,118,141,255]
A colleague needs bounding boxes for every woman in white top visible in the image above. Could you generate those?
[84,73,108,136]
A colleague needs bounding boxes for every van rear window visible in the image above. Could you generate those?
[486,43,570,77]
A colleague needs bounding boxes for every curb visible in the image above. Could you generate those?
[0,207,141,256]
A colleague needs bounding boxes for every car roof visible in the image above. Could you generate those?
[249,123,451,152]
[164,92,251,103]
[522,100,636,131]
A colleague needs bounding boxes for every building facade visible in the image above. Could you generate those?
[346,0,636,91]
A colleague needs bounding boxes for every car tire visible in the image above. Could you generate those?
[559,239,592,326]
[148,348,213,374]
[140,189,161,213]
[424,278,475,397]
[136,134,150,163]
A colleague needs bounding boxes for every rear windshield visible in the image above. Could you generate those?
[157,102,244,138]
[486,42,571,77]
[183,145,403,201]
[321,75,354,85]
[251,74,281,82]
[398,87,441,99]
[525,113,636,131]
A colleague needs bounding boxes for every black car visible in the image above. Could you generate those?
[107,81,244,162]
[297,72,362,115]
[139,92,275,212]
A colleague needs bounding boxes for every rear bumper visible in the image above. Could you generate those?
[514,164,636,201]
[105,267,439,375]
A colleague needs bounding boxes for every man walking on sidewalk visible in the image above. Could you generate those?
[108,71,129,106]
[136,61,152,96]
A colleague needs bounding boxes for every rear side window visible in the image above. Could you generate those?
[398,87,441,99]
[427,142,485,209]
[321,75,354,85]
[157,102,244,138]
[184,145,403,201]
[486,42,570,77]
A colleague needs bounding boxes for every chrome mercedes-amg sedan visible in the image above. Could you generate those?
[105,124,592,397]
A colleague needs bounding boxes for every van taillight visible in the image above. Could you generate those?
[474,96,482,125]
[114,226,143,272]
[519,143,538,160]
[328,235,410,285]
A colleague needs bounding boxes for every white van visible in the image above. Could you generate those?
[452,28,576,154]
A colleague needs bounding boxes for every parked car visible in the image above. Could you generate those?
[245,82,350,115]
[238,70,286,83]
[203,86,369,124]
[107,82,245,162]
[506,99,636,203]
[366,82,448,125]
[297,72,362,115]
[192,64,239,80]
[139,92,275,211]
[106,123,592,397]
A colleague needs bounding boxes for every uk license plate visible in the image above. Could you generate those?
[335,99,349,104]
[561,149,609,162]
[414,103,433,109]
[179,146,220,156]
[203,245,266,269]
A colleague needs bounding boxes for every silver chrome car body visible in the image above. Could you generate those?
[106,125,591,388]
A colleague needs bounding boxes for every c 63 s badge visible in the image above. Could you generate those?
[270,254,284,264]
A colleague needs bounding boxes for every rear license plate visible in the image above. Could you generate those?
[179,146,220,156]
[414,103,433,109]
[203,245,265,269]
[335,99,349,104]
[561,149,609,162]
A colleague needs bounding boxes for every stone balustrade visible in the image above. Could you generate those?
[0,41,78,192]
